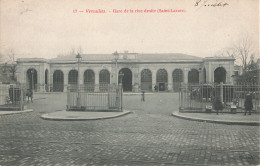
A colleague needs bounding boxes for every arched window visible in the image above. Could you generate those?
[68,70,78,90]
[172,69,183,92]
[188,69,199,84]
[119,68,132,91]
[156,69,168,91]
[141,69,152,91]
[214,67,226,83]
[53,70,64,92]
[99,69,110,91]
[84,70,95,91]
[27,68,37,91]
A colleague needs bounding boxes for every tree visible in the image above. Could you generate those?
[0,53,4,63]
[215,35,255,71]
[234,56,259,84]
[1,49,17,81]
[7,49,17,80]
[232,35,255,71]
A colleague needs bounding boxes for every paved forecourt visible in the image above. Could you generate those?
[0,93,259,165]
[41,110,132,121]
[172,112,260,126]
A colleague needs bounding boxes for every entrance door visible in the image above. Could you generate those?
[159,83,165,91]
[53,70,64,92]
[119,68,132,91]
[27,68,37,91]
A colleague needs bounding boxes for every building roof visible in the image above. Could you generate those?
[50,53,202,62]
[17,53,235,64]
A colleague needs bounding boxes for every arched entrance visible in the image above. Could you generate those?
[68,70,78,90]
[188,69,199,84]
[53,70,64,92]
[84,69,95,91]
[214,67,226,83]
[141,69,152,91]
[99,69,110,91]
[45,69,49,92]
[156,69,168,91]
[27,68,37,91]
[119,68,132,91]
[172,69,183,92]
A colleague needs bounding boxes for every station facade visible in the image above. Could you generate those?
[16,52,235,92]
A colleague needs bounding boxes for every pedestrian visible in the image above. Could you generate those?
[213,97,223,115]
[244,93,253,115]
[141,91,145,101]
[26,89,33,103]
[154,85,158,91]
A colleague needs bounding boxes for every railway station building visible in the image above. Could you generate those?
[16,52,235,92]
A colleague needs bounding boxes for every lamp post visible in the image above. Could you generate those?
[76,53,82,107]
[113,51,119,85]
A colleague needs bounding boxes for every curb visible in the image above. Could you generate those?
[123,93,153,95]
[0,109,33,116]
[172,112,260,126]
[41,110,133,121]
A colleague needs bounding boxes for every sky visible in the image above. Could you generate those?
[0,0,259,60]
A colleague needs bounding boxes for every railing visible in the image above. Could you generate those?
[179,83,260,112]
[0,84,27,111]
[67,84,123,112]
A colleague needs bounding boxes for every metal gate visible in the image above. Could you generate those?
[67,84,122,111]
[0,84,26,111]
[179,83,260,112]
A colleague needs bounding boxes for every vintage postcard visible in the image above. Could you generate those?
[0,0,259,165]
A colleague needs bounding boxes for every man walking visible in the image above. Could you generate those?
[141,91,145,102]
[244,93,253,115]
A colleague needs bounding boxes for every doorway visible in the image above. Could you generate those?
[119,68,132,91]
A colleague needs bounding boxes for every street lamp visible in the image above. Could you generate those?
[76,53,82,107]
[113,51,119,85]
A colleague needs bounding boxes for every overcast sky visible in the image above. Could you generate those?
[0,0,259,60]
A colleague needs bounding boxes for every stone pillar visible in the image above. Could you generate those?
[111,62,117,85]
[64,71,68,92]
[208,63,213,83]
[183,68,190,84]
[78,69,84,86]
[152,70,157,91]
[47,67,51,92]
[94,70,99,92]
[20,67,26,85]
[167,70,172,91]
[39,64,45,92]
[50,73,53,92]
[133,68,139,92]
[199,69,203,84]
[220,82,223,103]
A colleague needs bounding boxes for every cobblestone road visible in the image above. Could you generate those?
[0,93,259,165]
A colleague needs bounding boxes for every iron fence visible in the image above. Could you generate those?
[179,83,260,113]
[0,84,27,111]
[67,84,123,111]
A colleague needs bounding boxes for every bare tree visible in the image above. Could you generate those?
[215,35,255,71]
[0,52,7,63]
[214,47,234,57]
[5,49,17,80]
[233,35,254,70]
[77,46,83,54]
